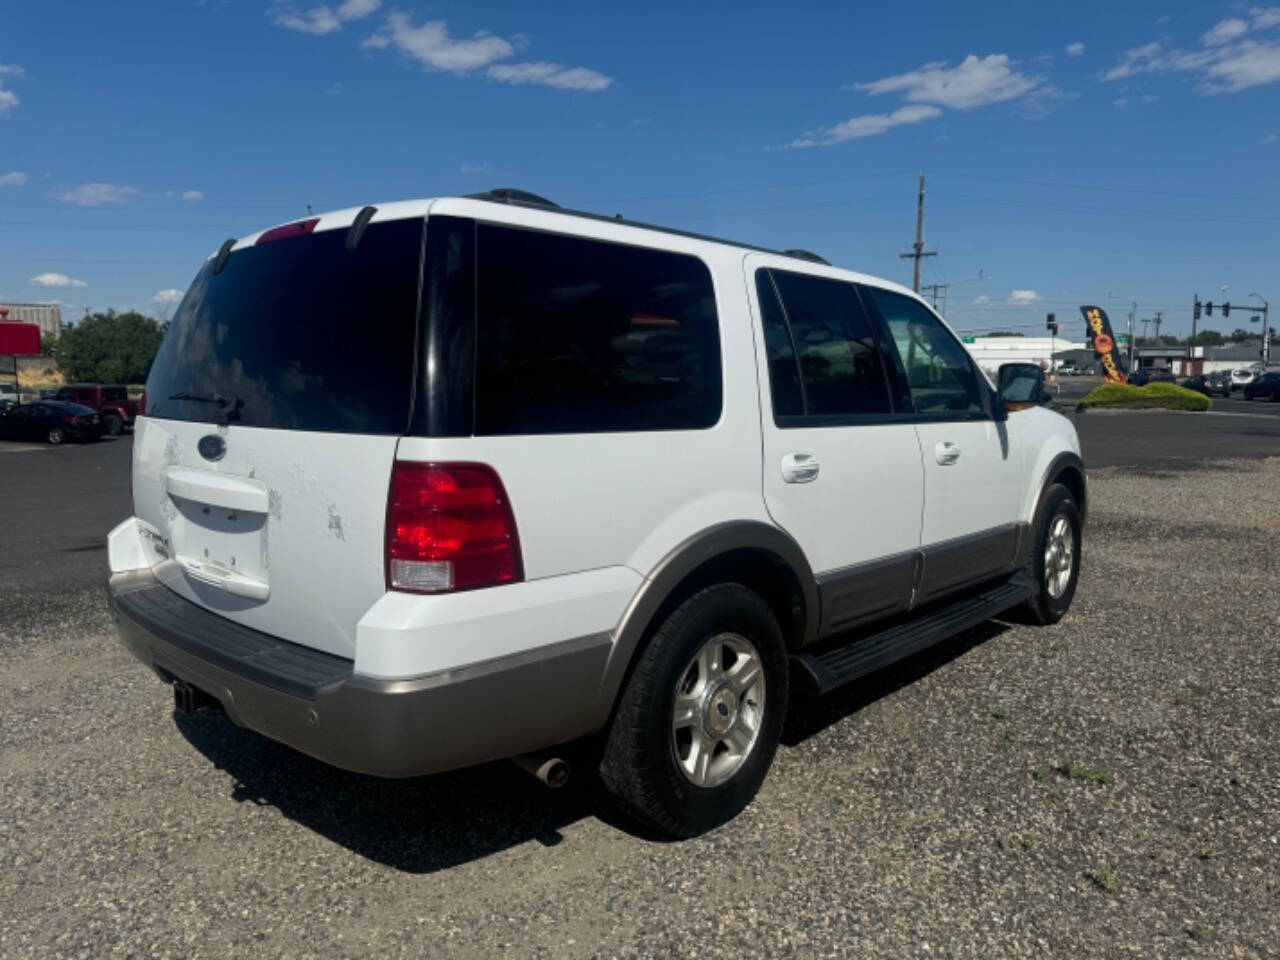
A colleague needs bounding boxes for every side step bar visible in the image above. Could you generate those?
[793,572,1034,696]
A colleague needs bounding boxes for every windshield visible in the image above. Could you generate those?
[145,217,424,434]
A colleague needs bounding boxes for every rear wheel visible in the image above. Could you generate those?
[599,583,788,837]
[46,427,65,445]
[1022,483,1081,625]
[102,413,123,436]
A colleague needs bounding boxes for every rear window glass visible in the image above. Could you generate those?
[473,223,721,435]
[145,218,423,434]
[765,269,892,419]
[101,387,126,401]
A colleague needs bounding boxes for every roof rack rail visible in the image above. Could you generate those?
[466,188,559,209]
[782,248,829,265]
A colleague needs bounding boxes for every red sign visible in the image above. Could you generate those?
[0,322,41,355]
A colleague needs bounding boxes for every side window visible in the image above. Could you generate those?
[54,388,72,401]
[865,288,984,415]
[474,224,721,435]
[102,387,126,402]
[764,269,892,419]
[753,271,803,418]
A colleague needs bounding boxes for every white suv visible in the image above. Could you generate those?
[107,190,1085,836]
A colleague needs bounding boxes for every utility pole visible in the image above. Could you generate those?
[899,172,936,293]
[1128,302,1136,373]
[920,282,950,312]
[1153,311,1163,345]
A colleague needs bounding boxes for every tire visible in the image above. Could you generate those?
[1022,483,1081,625]
[46,427,65,445]
[103,413,123,436]
[599,583,789,837]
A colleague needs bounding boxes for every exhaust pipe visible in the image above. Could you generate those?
[512,751,571,789]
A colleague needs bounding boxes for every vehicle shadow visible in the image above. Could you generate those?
[174,711,599,874]
[175,617,1011,870]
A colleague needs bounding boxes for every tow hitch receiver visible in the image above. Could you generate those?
[172,680,223,715]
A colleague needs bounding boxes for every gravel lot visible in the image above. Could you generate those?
[2,459,1277,958]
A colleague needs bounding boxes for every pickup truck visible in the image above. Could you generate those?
[53,384,141,435]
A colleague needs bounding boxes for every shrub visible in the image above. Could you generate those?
[1077,382,1210,412]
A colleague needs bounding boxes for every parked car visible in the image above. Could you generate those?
[1127,369,1150,386]
[1243,371,1280,401]
[1183,373,1231,398]
[0,382,18,409]
[1230,368,1257,391]
[51,383,142,435]
[1146,368,1177,384]
[106,191,1086,836]
[0,400,104,444]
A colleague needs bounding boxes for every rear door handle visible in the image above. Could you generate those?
[935,441,961,465]
[781,452,820,483]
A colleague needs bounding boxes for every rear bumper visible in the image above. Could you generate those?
[108,569,611,777]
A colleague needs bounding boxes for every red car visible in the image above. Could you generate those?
[52,384,142,435]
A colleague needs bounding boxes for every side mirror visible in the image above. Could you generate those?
[998,362,1045,413]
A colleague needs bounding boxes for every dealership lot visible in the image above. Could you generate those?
[2,422,1278,957]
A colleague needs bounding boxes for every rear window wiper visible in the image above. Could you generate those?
[168,391,240,408]
[167,391,245,421]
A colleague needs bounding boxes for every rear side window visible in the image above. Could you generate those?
[101,387,126,402]
[758,269,892,421]
[473,224,721,435]
[866,288,984,416]
[145,218,424,434]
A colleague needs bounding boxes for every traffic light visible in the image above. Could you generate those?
[1222,302,1230,318]
[1046,312,1055,329]
[1205,302,1213,316]
[1194,299,1201,321]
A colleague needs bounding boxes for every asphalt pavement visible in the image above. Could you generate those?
[2,426,1278,957]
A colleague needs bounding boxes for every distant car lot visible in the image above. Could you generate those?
[2,433,1276,956]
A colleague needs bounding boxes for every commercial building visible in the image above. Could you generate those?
[961,335,1089,376]
[0,302,62,341]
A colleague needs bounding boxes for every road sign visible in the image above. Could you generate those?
[961,336,975,344]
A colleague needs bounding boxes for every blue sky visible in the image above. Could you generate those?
[3,0,1279,340]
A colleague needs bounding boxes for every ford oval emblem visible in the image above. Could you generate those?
[197,434,226,461]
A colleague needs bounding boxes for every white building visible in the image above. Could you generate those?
[962,335,1089,376]
[0,302,62,340]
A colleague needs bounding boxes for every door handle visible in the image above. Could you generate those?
[935,441,961,465]
[781,452,820,483]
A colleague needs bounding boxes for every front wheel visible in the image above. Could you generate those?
[102,413,123,436]
[46,427,65,445]
[599,583,788,837]
[1022,483,1081,625]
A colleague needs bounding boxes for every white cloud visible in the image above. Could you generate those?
[1067,42,1085,56]
[0,171,27,187]
[1253,7,1280,29]
[1265,132,1278,142]
[1204,18,1249,46]
[1103,12,1280,93]
[0,64,23,76]
[1113,97,1129,107]
[789,104,942,148]
[272,0,379,35]
[181,189,203,201]
[152,289,184,305]
[1009,289,1039,304]
[0,65,21,115]
[487,61,612,90]
[973,295,992,306]
[459,162,491,174]
[363,15,514,72]
[31,272,87,288]
[61,182,136,206]
[363,13,611,91]
[852,54,1042,109]
[1203,40,1280,91]
[326,81,344,96]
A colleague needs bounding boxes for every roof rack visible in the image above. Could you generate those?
[782,249,830,265]
[465,188,560,209]
[465,188,829,267]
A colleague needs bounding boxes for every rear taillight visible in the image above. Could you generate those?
[385,462,523,593]
[256,218,319,245]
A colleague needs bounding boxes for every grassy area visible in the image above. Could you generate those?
[1077,382,1211,412]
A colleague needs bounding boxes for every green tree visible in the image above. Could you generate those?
[1228,328,1257,343]
[55,309,165,384]
[984,330,1025,337]
[1187,330,1224,346]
